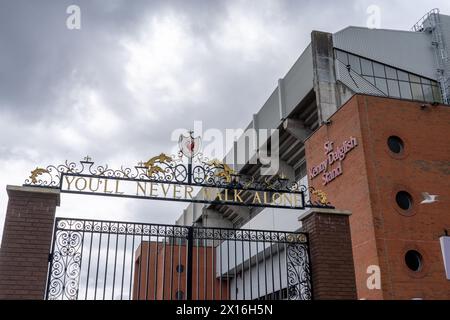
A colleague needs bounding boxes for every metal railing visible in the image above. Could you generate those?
[45,218,312,300]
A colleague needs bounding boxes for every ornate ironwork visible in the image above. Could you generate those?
[286,241,312,300]
[46,219,84,300]
[23,130,333,209]
[24,157,304,192]
[23,156,333,209]
[46,218,311,300]
[192,227,307,244]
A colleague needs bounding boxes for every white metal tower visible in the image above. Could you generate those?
[412,8,450,104]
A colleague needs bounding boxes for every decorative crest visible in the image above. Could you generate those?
[178,130,201,159]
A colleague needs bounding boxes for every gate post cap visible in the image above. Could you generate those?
[6,185,60,206]
[298,207,351,221]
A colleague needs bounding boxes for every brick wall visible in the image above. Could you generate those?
[305,94,450,299]
[0,185,59,299]
[300,208,357,300]
[359,95,450,299]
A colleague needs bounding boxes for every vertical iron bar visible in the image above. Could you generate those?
[169,230,175,300]
[277,238,282,300]
[45,218,59,300]
[248,236,252,300]
[263,233,267,299]
[196,237,199,299]
[211,238,215,300]
[177,236,181,300]
[94,222,103,300]
[234,234,237,300]
[219,236,223,300]
[111,224,119,300]
[204,237,207,299]
[187,136,194,184]
[186,226,194,300]
[284,239,288,300]
[306,233,314,300]
[120,224,128,300]
[102,223,111,300]
[154,229,159,300]
[270,233,275,301]
[241,236,245,300]
[145,229,151,300]
[137,224,144,300]
[128,225,136,300]
[227,232,230,300]
[256,232,260,300]
[162,226,167,300]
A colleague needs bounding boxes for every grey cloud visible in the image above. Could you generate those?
[1,0,449,240]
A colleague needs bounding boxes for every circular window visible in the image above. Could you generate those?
[175,290,184,300]
[387,136,404,154]
[176,264,184,273]
[396,191,413,211]
[405,250,423,272]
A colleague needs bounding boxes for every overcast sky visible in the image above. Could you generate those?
[1,0,449,238]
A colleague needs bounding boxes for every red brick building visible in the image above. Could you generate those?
[305,94,450,299]
[133,242,228,300]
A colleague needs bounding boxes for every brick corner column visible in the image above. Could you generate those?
[299,207,357,300]
[0,185,60,299]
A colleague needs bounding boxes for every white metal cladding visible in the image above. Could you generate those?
[258,88,280,130]
[283,44,314,117]
[333,26,437,80]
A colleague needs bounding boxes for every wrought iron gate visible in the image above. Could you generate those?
[45,218,311,300]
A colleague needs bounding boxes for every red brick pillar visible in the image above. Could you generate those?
[299,208,357,299]
[0,185,60,299]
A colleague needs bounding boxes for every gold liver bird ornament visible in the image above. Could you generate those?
[29,168,49,184]
[144,153,173,177]
[311,189,328,205]
[208,159,235,183]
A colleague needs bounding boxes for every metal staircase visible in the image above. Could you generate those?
[412,8,450,104]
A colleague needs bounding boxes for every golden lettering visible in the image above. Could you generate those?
[234,190,243,202]
[203,188,211,201]
[185,186,194,199]
[88,178,101,192]
[294,193,303,207]
[65,176,76,190]
[136,181,146,196]
[115,180,124,195]
[173,185,181,199]
[75,177,87,191]
[103,179,113,194]
[252,192,262,204]
[161,184,170,197]
[283,193,293,206]
[149,183,158,197]
[263,192,269,204]
[272,193,282,205]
